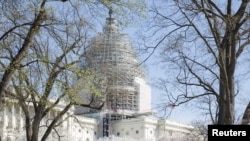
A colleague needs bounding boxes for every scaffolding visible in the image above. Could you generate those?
[83,12,147,137]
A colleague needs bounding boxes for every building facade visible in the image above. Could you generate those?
[0,10,201,141]
[0,101,197,141]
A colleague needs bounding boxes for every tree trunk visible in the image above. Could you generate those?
[225,74,235,124]
[25,116,32,141]
[41,104,72,141]
[217,44,235,124]
[241,102,250,125]
[218,72,225,124]
[31,112,43,141]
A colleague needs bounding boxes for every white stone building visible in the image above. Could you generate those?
[0,99,98,141]
[0,102,197,141]
[0,10,202,141]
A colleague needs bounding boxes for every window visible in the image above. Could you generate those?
[136,130,139,134]
[117,132,120,136]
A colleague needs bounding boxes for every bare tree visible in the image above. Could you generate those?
[241,102,250,124]
[143,0,250,124]
[188,120,208,141]
[0,0,146,141]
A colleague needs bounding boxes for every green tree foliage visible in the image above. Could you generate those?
[0,0,146,140]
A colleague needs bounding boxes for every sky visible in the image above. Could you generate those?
[136,33,250,125]
[144,51,200,124]
[52,0,250,125]
[120,1,250,125]
[119,26,198,124]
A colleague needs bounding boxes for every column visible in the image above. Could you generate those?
[11,103,16,129]
[2,105,7,130]
[19,106,23,130]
